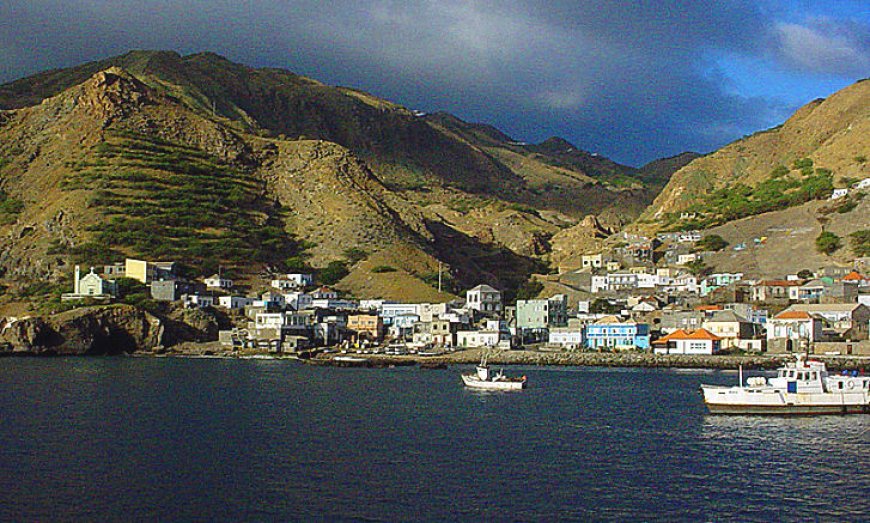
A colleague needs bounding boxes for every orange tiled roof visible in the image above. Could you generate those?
[774,310,813,320]
[842,271,864,281]
[694,305,723,311]
[653,328,722,343]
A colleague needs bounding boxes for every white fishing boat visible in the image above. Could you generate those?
[461,355,527,390]
[700,354,870,415]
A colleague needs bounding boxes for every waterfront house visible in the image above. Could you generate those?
[548,326,585,349]
[516,295,569,339]
[701,310,762,350]
[347,314,385,342]
[777,304,870,340]
[585,316,651,351]
[766,310,824,352]
[412,319,460,347]
[389,313,419,340]
[652,328,721,354]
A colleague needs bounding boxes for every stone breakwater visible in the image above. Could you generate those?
[360,348,870,372]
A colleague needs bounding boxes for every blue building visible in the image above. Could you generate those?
[585,317,651,350]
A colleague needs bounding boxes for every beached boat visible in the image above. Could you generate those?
[700,354,870,415]
[461,356,526,390]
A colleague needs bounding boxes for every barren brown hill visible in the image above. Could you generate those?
[0,51,696,309]
[642,79,870,228]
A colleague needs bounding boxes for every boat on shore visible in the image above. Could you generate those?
[700,354,870,415]
[461,356,526,390]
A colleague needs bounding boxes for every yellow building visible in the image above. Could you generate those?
[125,258,176,283]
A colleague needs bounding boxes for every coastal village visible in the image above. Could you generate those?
[57,235,870,358]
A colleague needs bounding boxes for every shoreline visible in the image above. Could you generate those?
[4,342,869,371]
[112,344,870,371]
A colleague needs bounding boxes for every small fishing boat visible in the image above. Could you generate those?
[461,355,526,390]
[700,354,870,415]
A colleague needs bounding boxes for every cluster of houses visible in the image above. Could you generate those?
[61,256,870,356]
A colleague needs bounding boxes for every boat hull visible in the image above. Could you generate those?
[461,374,526,390]
[701,385,870,415]
[705,403,870,415]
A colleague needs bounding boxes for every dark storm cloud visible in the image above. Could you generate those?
[1,1,866,164]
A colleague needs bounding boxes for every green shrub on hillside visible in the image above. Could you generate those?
[318,261,349,285]
[0,190,24,225]
[663,166,834,230]
[371,265,397,273]
[61,131,308,269]
[515,279,544,300]
[343,247,368,265]
[815,231,841,255]
[850,230,870,257]
[695,234,729,252]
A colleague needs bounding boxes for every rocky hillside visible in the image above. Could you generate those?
[641,79,869,230]
[0,51,689,307]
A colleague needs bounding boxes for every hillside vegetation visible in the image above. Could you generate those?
[643,79,869,228]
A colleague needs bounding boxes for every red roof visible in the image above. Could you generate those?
[774,310,813,320]
[653,328,722,344]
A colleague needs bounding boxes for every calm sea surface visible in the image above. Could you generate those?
[1,357,867,522]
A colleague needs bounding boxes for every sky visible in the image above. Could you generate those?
[1,1,868,166]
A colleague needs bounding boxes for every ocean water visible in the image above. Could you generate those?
[0,358,867,522]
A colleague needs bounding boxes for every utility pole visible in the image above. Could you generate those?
[438,261,442,293]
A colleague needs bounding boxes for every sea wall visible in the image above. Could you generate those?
[363,348,869,371]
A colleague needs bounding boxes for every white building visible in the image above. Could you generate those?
[218,296,254,310]
[548,328,585,349]
[310,286,338,300]
[466,284,502,314]
[311,298,358,311]
[653,328,722,355]
[677,253,699,265]
[284,292,313,310]
[182,294,214,309]
[382,303,422,324]
[62,265,118,301]
[830,188,849,200]
[204,274,233,289]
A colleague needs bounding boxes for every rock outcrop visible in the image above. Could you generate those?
[0,304,164,355]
